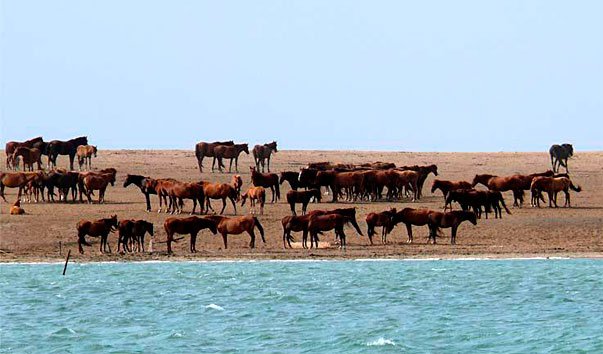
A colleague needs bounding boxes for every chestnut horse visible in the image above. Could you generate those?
[200,181,238,214]
[12,147,42,171]
[252,141,278,172]
[164,216,218,253]
[0,172,42,202]
[250,166,280,203]
[47,136,88,170]
[5,136,43,170]
[530,176,581,208]
[76,145,97,170]
[77,215,118,254]
[286,189,321,215]
[231,175,243,199]
[431,179,473,201]
[308,214,353,249]
[240,186,266,215]
[79,172,116,203]
[366,208,397,245]
[427,210,477,244]
[10,199,25,215]
[399,164,438,198]
[194,140,234,173]
[205,215,265,249]
[472,171,554,207]
[168,181,205,214]
[213,143,249,173]
[117,219,154,253]
[390,208,433,243]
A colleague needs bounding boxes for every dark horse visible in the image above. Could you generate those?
[427,210,477,245]
[213,143,249,173]
[250,166,280,203]
[164,216,218,253]
[194,140,234,173]
[77,215,119,254]
[549,143,574,173]
[47,136,88,170]
[252,141,278,172]
[5,136,43,170]
[123,174,156,211]
[286,189,321,215]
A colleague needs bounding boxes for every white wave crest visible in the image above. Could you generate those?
[367,338,396,346]
[205,303,224,311]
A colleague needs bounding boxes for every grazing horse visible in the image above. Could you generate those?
[308,214,353,249]
[76,145,97,170]
[168,181,205,214]
[77,215,118,254]
[252,141,278,172]
[431,179,473,202]
[194,140,234,173]
[240,186,266,215]
[5,136,43,170]
[280,171,300,190]
[390,208,433,243]
[205,215,265,249]
[286,189,321,215]
[47,136,88,170]
[10,199,25,215]
[123,174,156,211]
[0,172,42,202]
[117,219,154,253]
[250,166,280,203]
[549,143,574,173]
[366,208,397,245]
[11,147,42,171]
[213,143,249,173]
[164,216,218,253]
[427,210,477,244]
[472,171,554,207]
[530,176,581,208]
[79,172,115,203]
[200,181,238,215]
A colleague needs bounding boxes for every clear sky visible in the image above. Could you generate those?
[1,1,602,151]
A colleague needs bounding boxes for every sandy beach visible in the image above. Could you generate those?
[1,150,601,262]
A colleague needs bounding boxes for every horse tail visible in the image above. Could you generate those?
[499,194,511,214]
[253,217,265,241]
[570,181,582,192]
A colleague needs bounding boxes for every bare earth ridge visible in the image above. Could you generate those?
[1,150,602,262]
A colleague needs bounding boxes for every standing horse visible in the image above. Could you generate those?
[5,136,43,170]
[194,140,234,173]
[12,147,43,171]
[76,145,97,170]
[431,179,473,202]
[47,136,88,170]
[250,166,280,203]
[117,219,154,253]
[472,171,554,207]
[252,141,278,172]
[123,174,156,211]
[79,172,115,203]
[168,181,206,214]
[366,208,397,245]
[400,164,438,198]
[205,215,265,249]
[231,175,243,199]
[280,171,300,190]
[308,214,353,249]
[286,189,321,215]
[164,216,218,253]
[213,143,249,173]
[549,143,574,173]
[240,186,266,215]
[427,210,477,244]
[389,208,433,243]
[200,181,238,214]
[77,215,118,254]
[530,176,581,208]
[0,172,42,202]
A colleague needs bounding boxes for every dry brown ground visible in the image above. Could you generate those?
[1,150,602,262]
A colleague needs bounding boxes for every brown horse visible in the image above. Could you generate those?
[0,172,42,202]
[5,136,43,170]
[240,186,266,215]
[472,171,554,207]
[279,171,300,190]
[399,165,438,198]
[205,215,265,249]
[168,181,205,214]
[252,141,278,172]
[47,136,88,170]
[144,178,180,213]
[530,176,581,208]
[164,216,218,253]
[79,172,116,203]
[10,199,25,215]
[431,179,473,201]
[390,208,433,243]
[231,175,243,199]
[194,140,234,173]
[250,166,280,203]
[308,214,353,249]
[427,210,477,244]
[76,145,97,170]
[366,208,397,245]
[200,181,238,214]
[213,143,249,173]
[77,215,119,254]
[286,189,321,215]
[12,147,42,171]
[117,219,154,253]
[389,170,420,201]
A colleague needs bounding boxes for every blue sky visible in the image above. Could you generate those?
[1,1,602,151]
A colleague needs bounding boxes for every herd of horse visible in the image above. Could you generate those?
[2,137,583,255]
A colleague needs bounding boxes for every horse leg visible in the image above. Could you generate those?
[221,233,228,249]
[451,226,457,245]
[267,157,271,173]
[290,202,296,216]
[248,229,256,248]
[220,198,227,214]
[230,196,237,215]
[166,231,174,254]
[228,158,233,173]
[406,223,413,243]
[235,157,239,173]
[271,186,276,203]
[190,233,197,252]
[191,199,197,215]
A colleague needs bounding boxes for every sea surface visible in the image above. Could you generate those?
[1,259,602,353]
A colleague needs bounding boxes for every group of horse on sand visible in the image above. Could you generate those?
[5,136,98,171]
[195,140,277,173]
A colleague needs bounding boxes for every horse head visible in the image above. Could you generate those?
[93,146,98,157]
[431,180,440,193]
[109,215,119,230]
[562,143,574,157]
[146,221,154,236]
[269,141,278,153]
[242,144,250,155]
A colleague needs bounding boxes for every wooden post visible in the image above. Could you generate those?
[59,241,62,256]
[62,249,71,276]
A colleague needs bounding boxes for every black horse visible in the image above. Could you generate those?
[47,136,88,170]
[549,143,574,173]
[252,141,278,172]
[123,174,156,211]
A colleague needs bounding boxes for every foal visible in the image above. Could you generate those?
[240,186,266,215]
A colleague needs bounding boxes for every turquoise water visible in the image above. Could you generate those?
[1,259,602,353]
